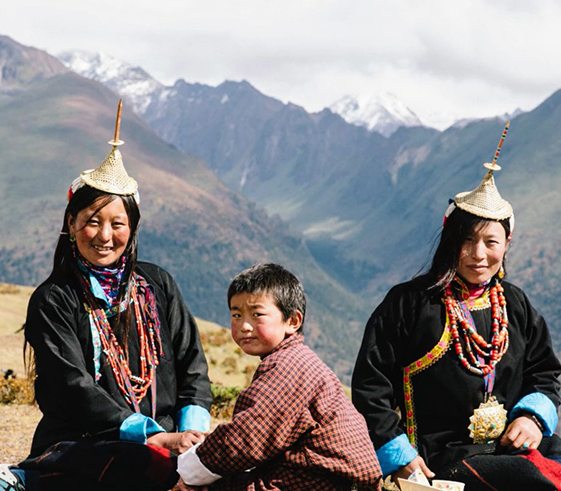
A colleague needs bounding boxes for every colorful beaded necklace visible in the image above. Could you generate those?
[444,276,509,377]
[77,264,163,416]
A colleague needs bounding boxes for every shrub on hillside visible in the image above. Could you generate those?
[0,378,34,404]
[208,330,230,346]
[210,384,241,420]
[0,283,20,294]
[221,356,237,374]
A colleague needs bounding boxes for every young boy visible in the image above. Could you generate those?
[177,263,382,491]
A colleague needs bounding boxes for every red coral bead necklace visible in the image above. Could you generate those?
[444,279,509,376]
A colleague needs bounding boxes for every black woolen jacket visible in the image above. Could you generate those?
[25,261,212,457]
[352,274,561,472]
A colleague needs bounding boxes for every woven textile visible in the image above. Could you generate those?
[81,147,138,196]
[75,252,126,313]
[197,334,382,491]
[454,171,512,220]
[437,443,561,491]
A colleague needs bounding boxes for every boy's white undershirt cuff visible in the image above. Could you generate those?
[177,442,222,486]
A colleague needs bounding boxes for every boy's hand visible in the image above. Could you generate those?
[147,430,205,454]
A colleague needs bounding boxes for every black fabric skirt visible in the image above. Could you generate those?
[435,435,561,491]
[18,440,179,491]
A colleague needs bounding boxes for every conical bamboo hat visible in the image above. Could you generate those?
[68,100,138,201]
[80,146,138,196]
[454,169,512,220]
[453,122,512,220]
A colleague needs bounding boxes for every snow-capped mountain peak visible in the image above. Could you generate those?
[57,50,163,115]
[330,92,422,137]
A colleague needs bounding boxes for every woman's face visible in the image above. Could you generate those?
[68,197,131,267]
[457,221,509,284]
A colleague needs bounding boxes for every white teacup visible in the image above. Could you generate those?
[432,480,465,491]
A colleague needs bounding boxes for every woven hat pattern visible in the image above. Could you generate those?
[454,170,512,220]
[80,147,138,196]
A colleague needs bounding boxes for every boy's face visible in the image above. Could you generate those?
[229,292,302,357]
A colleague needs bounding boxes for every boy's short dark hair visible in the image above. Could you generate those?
[227,263,306,332]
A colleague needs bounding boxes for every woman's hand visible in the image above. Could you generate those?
[499,415,543,450]
[178,430,206,448]
[392,455,435,482]
[147,430,206,455]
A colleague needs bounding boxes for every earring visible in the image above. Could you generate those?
[498,265,505,279]
[69,234,76,243]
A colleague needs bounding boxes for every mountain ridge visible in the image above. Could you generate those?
[58,50,162,115]
[0,35,67,90]
[330,92,423,136]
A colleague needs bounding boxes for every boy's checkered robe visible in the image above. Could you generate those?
[197,334,382,490]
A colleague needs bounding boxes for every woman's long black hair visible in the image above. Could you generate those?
[426,207,510,289]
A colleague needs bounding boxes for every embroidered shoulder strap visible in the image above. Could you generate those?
[402,316,452,448]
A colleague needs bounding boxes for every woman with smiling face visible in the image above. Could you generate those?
[4,106,212,491]
[69,197,132,268]
[352,125,561,490]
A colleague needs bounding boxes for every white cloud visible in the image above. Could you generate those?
[2,0,561,126]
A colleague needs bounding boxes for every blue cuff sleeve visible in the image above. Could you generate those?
[120,413,166,443]
[510,392,558,436]
[376,434,418,477]
[177,405,211,432]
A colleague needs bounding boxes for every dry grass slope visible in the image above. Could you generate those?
[0,283,35,377]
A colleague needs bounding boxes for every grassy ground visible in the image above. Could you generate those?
[0,404,41,463]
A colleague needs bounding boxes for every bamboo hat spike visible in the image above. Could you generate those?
[451,121,513,221]
[68,99,139,203]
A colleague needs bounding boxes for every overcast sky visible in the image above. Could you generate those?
[2,0,561,128]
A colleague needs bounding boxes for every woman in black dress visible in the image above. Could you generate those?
[353,123,561,490]
[2,102,212,491]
